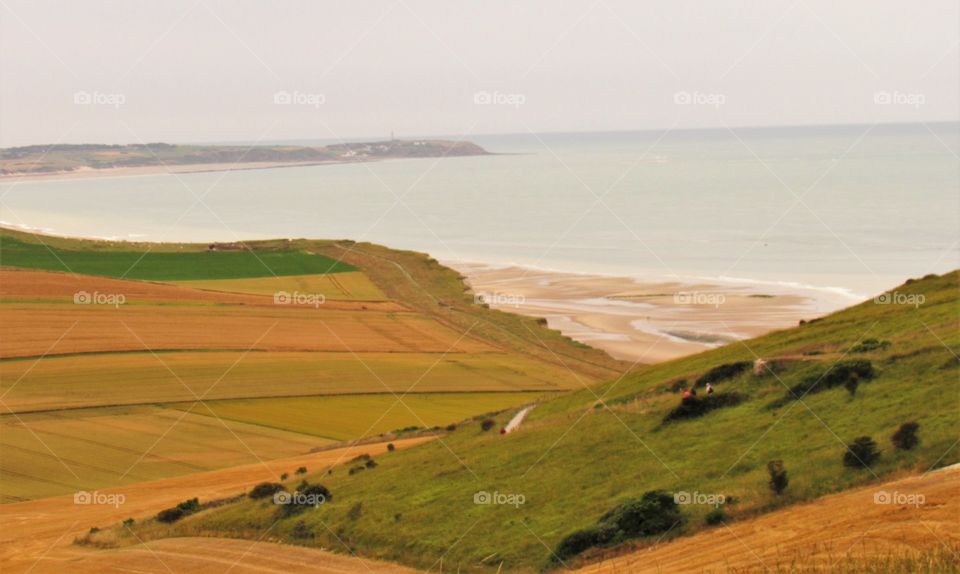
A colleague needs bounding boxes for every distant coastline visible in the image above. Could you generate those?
[0,139,488,180]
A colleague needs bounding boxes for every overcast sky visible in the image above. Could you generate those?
[1,0,957,147]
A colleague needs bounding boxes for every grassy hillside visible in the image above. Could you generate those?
[108,271,959,572]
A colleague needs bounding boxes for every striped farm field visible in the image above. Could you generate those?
[0,302,494,358]
[177,393,540,440]
[0,268,405,311]
[0,405,326,503]
[173,272,388,301]
[0,351,579,413]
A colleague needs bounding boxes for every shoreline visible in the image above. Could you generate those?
[448,261,854,364]
[0,154,450,184]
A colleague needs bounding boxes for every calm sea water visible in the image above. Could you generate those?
[2,123,958,298]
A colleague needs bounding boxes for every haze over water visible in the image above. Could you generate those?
[2,123,958,299]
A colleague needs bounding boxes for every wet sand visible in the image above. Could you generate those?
[450,263,855,364]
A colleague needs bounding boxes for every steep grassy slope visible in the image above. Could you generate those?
[114,271,958,572]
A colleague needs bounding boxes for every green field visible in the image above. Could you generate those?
[177,393,539,441]
[129,271,959,572]
[0,235,355,280]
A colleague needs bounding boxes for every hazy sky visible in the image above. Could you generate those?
[1,0,957,147]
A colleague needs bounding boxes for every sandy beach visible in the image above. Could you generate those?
[451,263,856,364]
[0,160,351,183]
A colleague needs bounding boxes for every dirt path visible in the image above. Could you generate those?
[0,437,434,574]
[504,406,534,434]
[573,465,960,573]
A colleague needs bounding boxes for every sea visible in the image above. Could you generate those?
[2,122,957,300]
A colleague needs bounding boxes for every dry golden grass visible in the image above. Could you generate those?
[0,351,575,413]
[572,467,960,574]
[0,405,326,503]
[173,272,388,301]
[0,438,433,573]
[0,302,495,358]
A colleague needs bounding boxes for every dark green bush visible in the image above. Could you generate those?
[663,393,746,423]
[844,436,881,469]
[850,338,890,353]
[892,422,920,450]
[767,460,788,495]
[554,528,605,561]
[156,507,184,523]
[365,459,378,468]
[277,484,331,518]
[696,362,751,386]
[295,466,307,475]
[704,508,727,525]
[481,419,496,431]
[290,520,312,539]
[249,482,285,500]
[553,491,682,560]
[778,360,875,403]
[387,442,396,451]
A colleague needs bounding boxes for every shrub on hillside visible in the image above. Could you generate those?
[554,528,606,561]
[704,507,727,525]
[850,338,890,353]
[767,460,788,495]
[663,392,745,423]
[295,466,307,475]
[387,442,396,451]
[481,418,496,431]
[695,362,751,386]
[778,360,875,404]
[843,436,881,469]
[277,484,331,518]
[156,498,201,523]
[553,491,682,561]
[290,520,313,540]
[892,422,920,450]
[249,482,285,500]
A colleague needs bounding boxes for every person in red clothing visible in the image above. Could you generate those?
[682,389,692,398]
